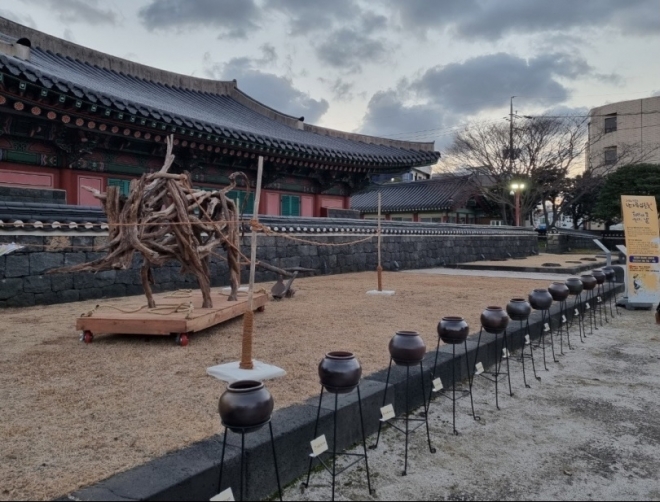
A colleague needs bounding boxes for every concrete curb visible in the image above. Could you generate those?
[58,283,624,501]
[453,261,615,275]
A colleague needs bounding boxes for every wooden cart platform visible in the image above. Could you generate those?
[75,289,268,346]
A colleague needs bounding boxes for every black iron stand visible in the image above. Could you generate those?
[608,276,621,316]
[509,318,541,387]
[568,293,586,343]
[304,385,373,501]
[371,359,435,476]
[532,309,559,370]
[596,282,608,325]
[472,328,513,410]
[584,288,597,335]
[427,338,478,435]
[556,300,573,353]
[218,421,282,502]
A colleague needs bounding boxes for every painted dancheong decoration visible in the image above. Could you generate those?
[621,195,660,305]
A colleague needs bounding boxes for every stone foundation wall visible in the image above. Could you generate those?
[0,232,538,307]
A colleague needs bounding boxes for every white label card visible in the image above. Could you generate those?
[211,488,235,502]
[575,309,580,316]
[525,334,531,345]
[562,315,567,323]
[502,348,511,358]
[380,404,395,421]
[586,303,591,310]
[598,296,602,303]
[310,435,328,457]
[475,362,485,375]
[544,323,550,332]
[432,378,443,392]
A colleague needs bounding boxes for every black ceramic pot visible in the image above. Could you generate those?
[592,269,606,285]
[565,277,584,295]
[602,266,616,280]
[480,306,510,334]
[389,331,426,366]
[318,351,362,394]
[437,316,470,344]
[218,380,274,432]
[548,282,570,302]
[580,274,597,291]
[529,289,553,310]
[506,298,532,321]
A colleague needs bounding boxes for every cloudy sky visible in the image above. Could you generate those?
[1,0,659,154]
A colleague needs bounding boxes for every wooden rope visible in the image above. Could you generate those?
[239,309,255,369]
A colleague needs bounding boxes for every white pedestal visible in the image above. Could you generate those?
[220,285,250,295]
[366,290,396,296]
[206,360,286,383]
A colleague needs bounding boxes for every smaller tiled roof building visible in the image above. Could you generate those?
[350,174,498,224]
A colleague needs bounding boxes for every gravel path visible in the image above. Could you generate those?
[287,308,660,501]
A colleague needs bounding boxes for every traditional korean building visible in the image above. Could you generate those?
[0,18,439,217]
[351,174,499,224]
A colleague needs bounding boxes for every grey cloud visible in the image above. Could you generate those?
[266,0,360,35]
[260,44,277,65]
[205,57,329,123]
[20,0,118,25]
[139,0,260,38]
[0,8,37,28]
[411,52,595,115]
[358,90,447,141]
[318,77,356,101]
[63,28,75,42]
[389,0,660,40]
[315,28,387,72]
[361,12,388,34]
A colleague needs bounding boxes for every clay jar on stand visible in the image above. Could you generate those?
[389,331,426,365]
[218,380,274,432]
[592,269,606,285]
[580,274,597,291]
[601,267,616,281]
[318,351,362,394]
[437,317,470,344]
[548,282,570,302]
[565,277,584,295]
[529,289,553,310]
[480,306,510,334]
[506,298,532,321]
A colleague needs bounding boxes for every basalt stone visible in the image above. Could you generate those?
[0,278,23,300]
[5,255,30,278]
[0,255,5,278]
[59,290,80,303]
[7,292,35,307]
[102,284,127,298]
[29,252,64,274]
[64,252,87,267]
[51,274,73,292]
[73,273,96,291]
[24,275,52,293]
[78,288,103,301]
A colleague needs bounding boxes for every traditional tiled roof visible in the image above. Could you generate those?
[0,201,529,236]
[0,19,440,169]
[350,175,477,213]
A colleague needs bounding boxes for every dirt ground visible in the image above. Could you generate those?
[289,308,660,501]
[0,267,560,501]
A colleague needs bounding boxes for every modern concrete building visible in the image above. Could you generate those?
[586,95,660,174]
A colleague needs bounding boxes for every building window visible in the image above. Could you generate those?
[604,114,617,134]
[604,146,617,165]
[107,178,131,196]
[226,190,255,214]
[391,216,413,222]
[281,194,301,216]
[419,217,442,223]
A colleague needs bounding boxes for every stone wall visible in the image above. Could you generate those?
[0,231,538,307]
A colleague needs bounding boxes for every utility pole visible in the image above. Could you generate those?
[509,96,515,172]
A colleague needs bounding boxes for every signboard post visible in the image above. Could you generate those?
[621,195,660,308]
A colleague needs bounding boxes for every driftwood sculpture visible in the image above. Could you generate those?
[52,136,246,309]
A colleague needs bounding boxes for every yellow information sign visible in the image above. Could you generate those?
[621,195,660,304]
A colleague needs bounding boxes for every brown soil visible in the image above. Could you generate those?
[0,270,554,500]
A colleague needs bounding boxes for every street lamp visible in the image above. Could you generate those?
[510,183,525,227]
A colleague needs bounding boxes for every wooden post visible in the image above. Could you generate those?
[377,192,383,291]
[240,156,264,370]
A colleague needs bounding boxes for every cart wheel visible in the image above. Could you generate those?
[257,305,266,312]
[176,333,190,347]
[82,331,94,344]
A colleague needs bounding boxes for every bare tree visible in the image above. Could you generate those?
[442,114,659,229]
